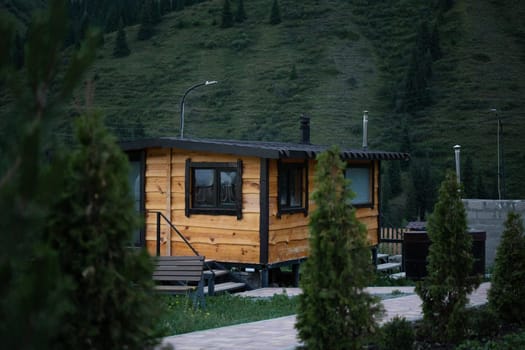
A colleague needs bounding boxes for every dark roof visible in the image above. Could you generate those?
[120,137,409,161]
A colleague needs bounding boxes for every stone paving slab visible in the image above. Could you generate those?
[158,282,490,350]
[234,286,416,298]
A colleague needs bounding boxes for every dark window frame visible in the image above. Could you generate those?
[185,159,243,219]
[277,160,308,217]
[345,163,374,208]
[127,151,146,247]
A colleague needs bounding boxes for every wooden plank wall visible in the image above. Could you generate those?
[144,148,261,264]
[267,159,380,264]
[268,159,314,264]
[144,148,380,265]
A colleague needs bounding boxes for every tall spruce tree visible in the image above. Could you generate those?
[296,147,381,350]
[0,1,98,348]
[489,212,525,326]
[137,0,155,40]
[462,156,475,197]
[416,171,480,342]
[221,0,233,28]
[235,0,247,23]
[269,0,281,25]
[46,112,162,349]
[113,18,131,58]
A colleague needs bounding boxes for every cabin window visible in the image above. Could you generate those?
[277,161,308,217]
[186,160,243,219]
[127,151,145,247]
[345,165,373,207]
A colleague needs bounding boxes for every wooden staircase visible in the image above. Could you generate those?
[376,253,404,278]
[202,260,246,296]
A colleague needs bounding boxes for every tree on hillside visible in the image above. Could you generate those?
[113,19,131,58]
[462,156,475,198]
[137,0,155,40]
[0,1,99,348]
[489,211,525,326]
[388,160,402,197]
[45,112,163,350]
[269,0,281,25]
[416,171,480,342]
[296,147,382,350]
[221,0,233,28]
[175,0,185,11]
[235,0,247,23]
[407,158,435,220]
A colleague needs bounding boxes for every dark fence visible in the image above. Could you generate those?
[379,227,405,255]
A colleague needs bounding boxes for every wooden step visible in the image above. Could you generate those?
[204,282,245,295]
[376,262,401,272]
[203,269,230,278]
[377,253,389,260]
[389,272,406,280]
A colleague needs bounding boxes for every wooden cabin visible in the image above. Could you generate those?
[121,122,408,285]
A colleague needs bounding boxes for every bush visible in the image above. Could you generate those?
[416,171,480,343]
[488,212,525,326]
[378,316,415,350]
[46,113,164,349]
[296,147,382,350]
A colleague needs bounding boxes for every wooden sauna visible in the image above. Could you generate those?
[121,136,408,283]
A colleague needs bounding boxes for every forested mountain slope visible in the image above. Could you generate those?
[2,0,524,219]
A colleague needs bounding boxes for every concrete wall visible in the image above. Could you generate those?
[463,199,525,268]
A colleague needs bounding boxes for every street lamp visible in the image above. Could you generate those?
[180,80,218,139]
[453,144,461,185]
[491,108,504,199]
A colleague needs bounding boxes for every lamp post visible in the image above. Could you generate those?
[180,80,218,139]
[453,144,461,185]
[491,108,504,199]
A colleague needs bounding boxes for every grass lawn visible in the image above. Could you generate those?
[159,293,298,336]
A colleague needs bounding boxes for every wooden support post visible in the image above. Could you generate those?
[371,246,378,265]
[261,268,269,288]
[166,149,172,256]
[156,211,161,256]
[292,263,300,287]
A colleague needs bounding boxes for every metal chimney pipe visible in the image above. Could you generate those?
[362,110,368,151]
[300,115,310,144]
[454,144,461,185]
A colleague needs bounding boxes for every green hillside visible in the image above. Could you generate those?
[2,0,524,210]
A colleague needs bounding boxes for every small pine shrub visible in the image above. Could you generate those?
[221,0,233,28]
[269,0,281,25]
[416,171,480,343]
[296,147,382,350]
[465,306,500,339]
[379,316,415,350]
[488,211,525,326]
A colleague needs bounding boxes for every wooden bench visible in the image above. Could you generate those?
[153,255,206,308]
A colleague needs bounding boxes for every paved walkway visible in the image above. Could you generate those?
[158,282,490,350]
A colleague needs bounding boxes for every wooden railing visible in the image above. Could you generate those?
[379,227,406,271]
[379,227,405,254]
[151,211,199,257]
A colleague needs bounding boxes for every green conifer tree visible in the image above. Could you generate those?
[296,147,382,350]
[489,212,525,326]
[462,156,475,198]
[113,19,131,58]
[221,0,233,28]
[289,64,298,80]
[137,0,155,40]
[46,112,162,349]
[388,160,402,196]
[235,0,247,23]
[269,0,281,25]
[416,171,480,342]
[0,1,98,348]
